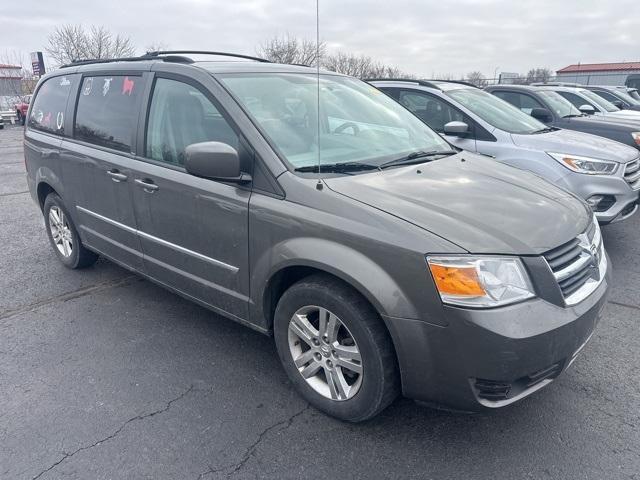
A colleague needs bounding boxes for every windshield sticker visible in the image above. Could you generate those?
[56,112,64,130]
[59,77,70,87]
[122,77,135,96]
[103,77,113,96]
[83,78,93,96]
[43,112,52,126]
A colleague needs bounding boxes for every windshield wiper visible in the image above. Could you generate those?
[532,127,558,134]
[562,114,585,118]
[379,150,458,169]
[294,162,380,173]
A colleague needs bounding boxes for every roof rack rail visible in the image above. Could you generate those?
[60,50,270,69]
[60,53,194,68]
[364,78,441,89]
[422,79,479,88]
[530,82,582,87]
[146,50,271,63]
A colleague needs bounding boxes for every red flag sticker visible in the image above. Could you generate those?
[122,76,135,95]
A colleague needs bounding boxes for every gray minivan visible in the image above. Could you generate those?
[373,80,640,224]
[25,52,609,421]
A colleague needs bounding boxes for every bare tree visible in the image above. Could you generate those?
[465,71,488,87]
[256,34,325,66]
[0,50,37,101]
[525,67,554,84]
[322,52,412,79]
[46,24,136,67]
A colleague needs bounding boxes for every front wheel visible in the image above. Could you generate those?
[16,111,23,125]
[43,193,98,269]
[274,274,399,422]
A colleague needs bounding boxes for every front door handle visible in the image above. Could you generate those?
[107,169,128,182]
[134,178,159,193]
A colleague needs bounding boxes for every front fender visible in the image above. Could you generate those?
[250,237,420,329]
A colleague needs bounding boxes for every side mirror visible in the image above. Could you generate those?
[579,104,596,115]
[184,142,251,184]
[530,107,552,122]
[443,121,469,137]
[611,100,624,109]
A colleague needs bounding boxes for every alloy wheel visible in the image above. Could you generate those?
[287,305,363,401]
[48,206,73,257]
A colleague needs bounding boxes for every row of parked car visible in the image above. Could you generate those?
[23,52,636,421]
[369,79,640,224]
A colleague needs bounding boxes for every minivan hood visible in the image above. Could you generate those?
[324,154,590,255]
[511,128,639,163]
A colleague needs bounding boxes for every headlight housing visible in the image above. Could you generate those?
[427,256,535,308]
[632,132,640,146]
[548,152,618,175]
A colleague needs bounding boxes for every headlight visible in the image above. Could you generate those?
[548,152,618,175]
[632,132,640,146]
[427,256,535,308]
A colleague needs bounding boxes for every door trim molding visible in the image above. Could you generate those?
[76,205,239,273]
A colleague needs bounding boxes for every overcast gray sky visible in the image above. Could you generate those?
[3,0,639,77]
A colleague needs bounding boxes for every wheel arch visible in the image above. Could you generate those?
[253,238,420,332]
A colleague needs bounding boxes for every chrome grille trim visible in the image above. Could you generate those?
[543,217,606,306]
[625,158,640,190]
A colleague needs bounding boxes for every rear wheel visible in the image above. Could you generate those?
[274,274,399,422]
[16,110,23,125]
[43,193,98,269]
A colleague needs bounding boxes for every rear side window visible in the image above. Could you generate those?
[28,75,79,136]
[75,75,142,152]
[145,78,239,166]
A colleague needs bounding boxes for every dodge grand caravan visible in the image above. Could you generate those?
[24,52,610,421]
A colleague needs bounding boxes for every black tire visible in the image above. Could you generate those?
[43,193,98,269]
[16,111,23,125]
[274,274,399,422]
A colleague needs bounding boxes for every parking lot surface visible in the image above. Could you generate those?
[1,124,639,479]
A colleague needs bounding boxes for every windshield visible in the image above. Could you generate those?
[578,89,619,112]
[538,91,582,117]
[218,73,451,171]
[629,89,640,101]
[446,88,547,134]
[617,89,640,105]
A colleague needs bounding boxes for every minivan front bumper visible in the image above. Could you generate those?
[383,256,610,412]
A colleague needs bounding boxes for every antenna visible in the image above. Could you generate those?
[315,0,323,190]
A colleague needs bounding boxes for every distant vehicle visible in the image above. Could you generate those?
[15,95,32,125]
[372,79,640,223]
[532,84,640,122]
[583,86,640,111]
[0,114,4,129]
[485,84,640,151]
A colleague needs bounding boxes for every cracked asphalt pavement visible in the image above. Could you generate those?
[1,125,639,479]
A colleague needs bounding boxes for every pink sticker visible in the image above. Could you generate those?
[122,77,134,95]
[43,112,52,126]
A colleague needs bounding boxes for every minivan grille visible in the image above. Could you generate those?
[543,218,605,305]
[625,158,640,190]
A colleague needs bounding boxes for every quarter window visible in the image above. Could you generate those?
[74,75,142,152]
[145,78,239,166]
[28,75,78,136]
